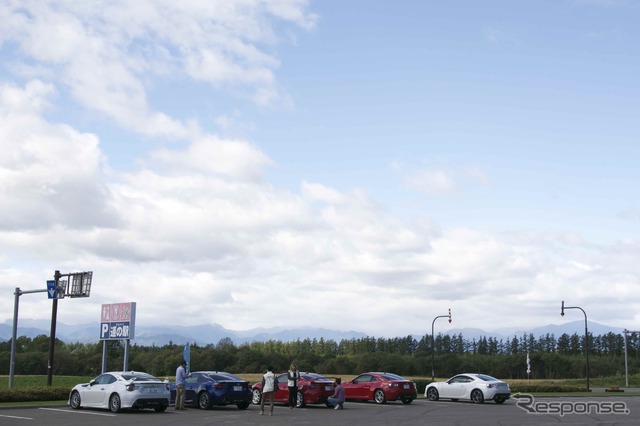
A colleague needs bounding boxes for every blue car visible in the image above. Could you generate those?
[170,371,252,409]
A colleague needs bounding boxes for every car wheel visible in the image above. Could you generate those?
[373,389,386,404]
[401,397,413,404]
[251,389,262,405]
[426,387,439,401]
[494,397,506,404]
[296,390,305,408]
[109,393,121,413]
[198,392,211,409]
[155,403,168,412]
[69,391,82,409]
[237,401,250,410]
[471,389,484,404]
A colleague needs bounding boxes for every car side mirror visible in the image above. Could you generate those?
[89,379,96,386]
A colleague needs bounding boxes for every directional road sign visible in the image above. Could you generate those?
[46,280,57,299]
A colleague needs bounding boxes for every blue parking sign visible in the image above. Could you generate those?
[47,280,57,299]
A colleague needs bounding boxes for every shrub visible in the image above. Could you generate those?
[0,386,69,403]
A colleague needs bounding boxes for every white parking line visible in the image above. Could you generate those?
[39,407,117,417]
[0,414,33,420]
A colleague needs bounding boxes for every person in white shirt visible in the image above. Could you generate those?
[260,366,277,415]
[175,360,188,410]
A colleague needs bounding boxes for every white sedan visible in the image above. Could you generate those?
[69,371,170,413]
[425,373,510,404]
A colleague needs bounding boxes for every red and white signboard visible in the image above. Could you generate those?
[100,302,136,340]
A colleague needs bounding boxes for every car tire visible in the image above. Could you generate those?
[471,389,484,404]
[401,397,413,404]
[155,403,168,412]
[237,401,250,410]
[109,393,121,413]
[69,391,82,409]
[494,397,506,404]
[296,390,305,408]
[198,392,211,409]
[426,387,439,401]
[251,389,262,405]
[373,389,386,404]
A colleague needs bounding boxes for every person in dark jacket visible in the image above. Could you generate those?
[287,362,300,408]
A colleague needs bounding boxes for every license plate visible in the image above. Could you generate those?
[233,386,242,391]
[325,386,333,391]
[149,388,157,393]
[403,384,409,389]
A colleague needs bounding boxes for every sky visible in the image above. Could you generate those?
[1,0,639,339]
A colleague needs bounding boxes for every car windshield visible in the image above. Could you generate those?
[216,372,244,381]
[301,373,328,381]
[206,373,244,381]
[121,372,160,382]
[476,374,499,382]
[380,373,406,381]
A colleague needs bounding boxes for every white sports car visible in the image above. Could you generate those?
[425,373,510,404]
[68,371,170,413]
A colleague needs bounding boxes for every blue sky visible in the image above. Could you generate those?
[1,0,639,338]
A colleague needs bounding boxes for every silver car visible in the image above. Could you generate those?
[425,373,510,404]
[69,371,170,412]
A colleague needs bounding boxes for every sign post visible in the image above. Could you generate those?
[99,302,137,372]
[8,270,93,389]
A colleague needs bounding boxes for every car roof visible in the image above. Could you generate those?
[454,373,501,380]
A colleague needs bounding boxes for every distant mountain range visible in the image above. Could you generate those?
[0,319,626,346]
[0,319,368,346]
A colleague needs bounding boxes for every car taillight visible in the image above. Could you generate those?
[486,384,494,388]
[214,384,224,390]
[126,384,137,391]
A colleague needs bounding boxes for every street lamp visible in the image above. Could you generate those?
[624,329,639,388]
[431,309,452,381]
[561,301,590,392]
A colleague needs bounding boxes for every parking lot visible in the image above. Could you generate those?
[2,396,640,426]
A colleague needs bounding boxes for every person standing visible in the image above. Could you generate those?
[287,362,300,408]
[327,377,345,410]
[175,360,188,410]
[260,366,277,416]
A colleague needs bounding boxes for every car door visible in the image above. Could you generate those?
[440,375,464,398]
[450,375,471,398]
[351,374,374,400]
[83,374,113,406]
[273,374,288,402]
[184,373,201,404]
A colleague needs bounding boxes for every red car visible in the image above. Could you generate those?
[251,372,335,408]
[343,372,417,404]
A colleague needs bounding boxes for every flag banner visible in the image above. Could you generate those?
[183,343,190,373]
[526,352,531,375]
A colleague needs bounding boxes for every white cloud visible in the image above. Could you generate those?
[404,169,458,195]
[0,80,116,230]
[1,1,639,339]
[0,0,315,138]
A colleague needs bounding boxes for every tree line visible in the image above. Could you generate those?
[1,331,638,380]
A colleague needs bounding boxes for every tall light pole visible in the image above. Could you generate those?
[561,301,590,392]
[624,329,639,388]
[432,309,452,381]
